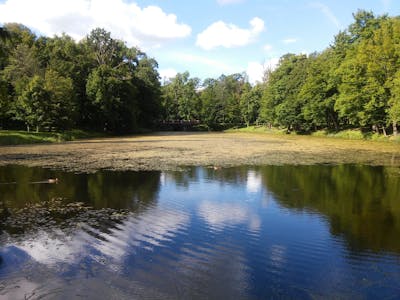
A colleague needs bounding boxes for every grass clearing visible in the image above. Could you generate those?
[0,130,107,145]
[230,126,400,143]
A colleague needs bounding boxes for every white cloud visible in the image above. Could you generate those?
[246,170,262,193]
[0,0,191,48]
[13,206,189,267]
[93,208,189,258]
[263,44,273,52]
[159,68,178,81]
[199,201,247,229]
[282,38,298,44]
[246,62,265,84]
[177,53,236,74]
[246,58,279,84]
[196,17,265,50]
[217,0,245,5]
[311,2,341,29]
[198,200,261,233]
[382,0,392,11]
[270,244,287,268]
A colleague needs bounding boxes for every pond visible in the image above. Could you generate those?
[0,164,400,299]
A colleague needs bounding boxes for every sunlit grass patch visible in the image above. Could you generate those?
[0,130,106,145]
[226,125,290,135]
[0,131,61,145]
[312,129,365,140]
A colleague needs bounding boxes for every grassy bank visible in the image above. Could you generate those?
[0,130,107,145]
[227,126,400,143]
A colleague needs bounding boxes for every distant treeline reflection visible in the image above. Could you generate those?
[1,164,399,254]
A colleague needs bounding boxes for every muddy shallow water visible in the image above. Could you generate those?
[0,132,399,173]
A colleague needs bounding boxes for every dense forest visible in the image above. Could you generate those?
[0,25,161,133]
[1,10,400,135]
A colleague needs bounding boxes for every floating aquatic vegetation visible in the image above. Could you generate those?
[0,132,399,173]
[0,198,132,236]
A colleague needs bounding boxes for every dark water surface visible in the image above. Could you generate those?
[0,164,400,299]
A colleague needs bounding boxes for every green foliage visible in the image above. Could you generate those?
[0,129,107,145]
[262,164,400,252]
[299,50,340,130]
[44,69,75,129]
[162,71,200,122]
[320,129,365,140]
[198,73,249,129]
[0,130,62,144]
[388,70,400,135]
[16,75,50,131]
[240,83,262,126]
[0,24,161,133]
[260,54,309,131]
[258,11,400,136]
[2,11,400,137]
[134,55,162,128]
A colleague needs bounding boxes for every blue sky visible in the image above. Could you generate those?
[0,0,399,83]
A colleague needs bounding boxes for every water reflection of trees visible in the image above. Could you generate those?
[164,166,253,188]
[2,164,400,254]
[258,165,400,254]
[0,165,162,235]
[167,165,400,254]
[85,170,161,209]
[0,165,161,210]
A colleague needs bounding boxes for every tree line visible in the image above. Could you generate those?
[162,10,400,135]
[0,24,161,133]
[1,10,400,135]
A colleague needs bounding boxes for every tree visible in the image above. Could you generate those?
[240,82,262,126]
[86,64,138,132]
[335,16,400,134]
[388,70,400,135]
[0,27,10,41]
[134,54,162,128]
[299,50,340,131]
[15,75,50,132]
[348,10,384,43]
[260,54,310,131]
[44,69,75,130]
[199,78,219,127]
[85,28,121,67]
[161,71,200,122]
[0,78,11,128]
[3,43,41,94]
[84,29,140,132]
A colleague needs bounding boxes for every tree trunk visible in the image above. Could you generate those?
[382,126,387,137]
[36,125,39,133]
[372,124,378,133]
[393,121,398,136]
[329,112,339,131]
[26,124,30,132]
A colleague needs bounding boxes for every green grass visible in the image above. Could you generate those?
[0,129,106,145]
[312,129,400,142]
[312,129,365,140]
[225,125,291,135]
[229,126,400,142]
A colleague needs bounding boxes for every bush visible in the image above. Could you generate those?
[311,130,328,137]
[329,129,365,140]
[0,130,107,145]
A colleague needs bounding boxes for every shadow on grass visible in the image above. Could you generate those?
[0,130,107,146]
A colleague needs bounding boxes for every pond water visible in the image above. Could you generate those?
[0,164,400,299]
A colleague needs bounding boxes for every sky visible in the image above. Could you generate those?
[0,0,399,83]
